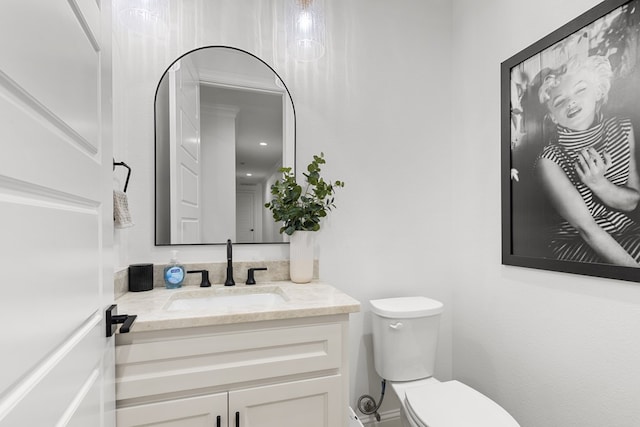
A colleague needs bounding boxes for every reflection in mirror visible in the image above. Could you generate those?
[155,46,295,245]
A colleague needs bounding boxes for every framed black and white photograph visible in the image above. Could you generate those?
[501,0,640,282]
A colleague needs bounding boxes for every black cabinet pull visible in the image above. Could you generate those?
[235,411,240,427]
[216,415,221,427]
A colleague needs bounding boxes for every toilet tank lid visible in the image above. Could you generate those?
[370,297,443,318]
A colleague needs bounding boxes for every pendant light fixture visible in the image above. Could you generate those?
[116,0,169,36]
[286,0,326,62]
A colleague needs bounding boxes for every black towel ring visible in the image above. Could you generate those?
[113,159,132,193]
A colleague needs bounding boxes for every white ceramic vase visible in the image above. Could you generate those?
[289,230,314,283]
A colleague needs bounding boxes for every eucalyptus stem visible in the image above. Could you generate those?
[264,152,344,235]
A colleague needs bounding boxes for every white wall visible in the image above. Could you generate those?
[314,0,455,413]
[113,0,454,415]
[451,0,640,426]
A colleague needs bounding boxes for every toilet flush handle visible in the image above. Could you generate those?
[389,322,403,330]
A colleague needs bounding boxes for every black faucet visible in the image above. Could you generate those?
[187,270,211,287]
[246,267,268,285]
[224,239,235,286]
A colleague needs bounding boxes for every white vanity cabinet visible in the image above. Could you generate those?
[115,314,349,427]
[229,375,342,427]
[117,393,227,426]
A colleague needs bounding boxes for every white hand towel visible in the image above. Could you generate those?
[114,190,134,228]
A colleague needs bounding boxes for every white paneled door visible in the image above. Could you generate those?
[0,0,115,426]
[236,191,257,243]
[169,55,202,244]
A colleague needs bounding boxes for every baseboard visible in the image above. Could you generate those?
[358,408,401,426]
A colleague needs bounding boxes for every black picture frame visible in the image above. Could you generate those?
[501,0,640,282]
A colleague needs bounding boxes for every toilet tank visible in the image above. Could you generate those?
[370,297,444,381]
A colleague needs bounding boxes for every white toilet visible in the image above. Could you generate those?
[370,297,520,427]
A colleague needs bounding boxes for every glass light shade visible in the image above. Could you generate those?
[286,0,326,62]
[116,0,169,36]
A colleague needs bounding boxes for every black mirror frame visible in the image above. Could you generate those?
[153,45,296,246]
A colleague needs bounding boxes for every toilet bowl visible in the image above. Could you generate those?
[370,297,520,427]
[391,378,518,427]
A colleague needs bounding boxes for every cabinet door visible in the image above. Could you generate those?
[229,375,342,427]
[117,393,227,427]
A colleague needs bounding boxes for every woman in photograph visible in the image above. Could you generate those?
[536,55,640,266]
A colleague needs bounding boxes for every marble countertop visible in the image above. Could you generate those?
[115,281,361,332]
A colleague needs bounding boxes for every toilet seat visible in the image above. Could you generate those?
[404,380,519,427]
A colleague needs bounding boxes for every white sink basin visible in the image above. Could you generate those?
[165,286,288,312]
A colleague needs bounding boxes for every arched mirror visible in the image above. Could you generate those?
[154,46,295,245]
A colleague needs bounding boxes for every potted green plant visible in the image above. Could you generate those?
[265,152,344,282]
